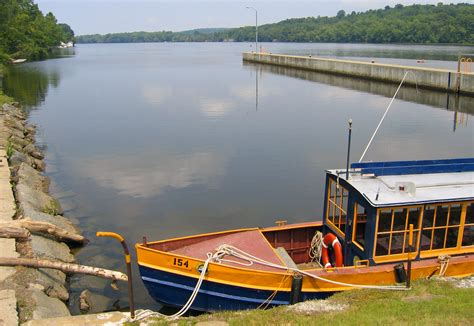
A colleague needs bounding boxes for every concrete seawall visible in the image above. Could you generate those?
[242,52,474,96]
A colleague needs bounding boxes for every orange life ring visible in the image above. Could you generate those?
[321,233,344,268]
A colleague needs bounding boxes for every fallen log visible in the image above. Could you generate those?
[0,257,128,281]
[0,226,30,240]
[0,219,87,244]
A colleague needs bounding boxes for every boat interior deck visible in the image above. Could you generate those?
[144,222,325,271]
[168,229,286,271]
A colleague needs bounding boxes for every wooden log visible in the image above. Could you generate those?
[0,220,87,244]
[0,226,30,240]
[0,257,128,281]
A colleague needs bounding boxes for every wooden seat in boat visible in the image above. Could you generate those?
[275,247,298,269]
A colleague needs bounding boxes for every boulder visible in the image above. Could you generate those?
[29,288,70,320]
[33,268,69,301]
[71,275,109,292]
[9,151,34,168]
[23,144,44,160]
[19,202,81,237]
[9,135,30,148]
[2,103,16,111]
[2,103,25,117]
[5,126,25,140]
[16,163,49,192]
[32,158,45,172]
[15,184,62,215]
[30,235,74,263]
[79,289,113,314]
[4,116,25,132]
[10,141,23,152]
[25,124,36,136]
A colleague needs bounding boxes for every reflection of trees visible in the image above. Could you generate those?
[3,65,60,108]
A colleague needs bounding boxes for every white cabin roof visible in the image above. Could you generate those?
[327,170,474,207]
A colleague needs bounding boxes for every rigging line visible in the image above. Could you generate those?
[359,70,417,163]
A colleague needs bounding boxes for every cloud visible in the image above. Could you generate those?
[73,151,227,198]
[142,84,173,106]
[200,98,235,117]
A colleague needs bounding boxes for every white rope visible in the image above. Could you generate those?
[130,250,227,322]
[309,231,323,267]
[359,71,414,163]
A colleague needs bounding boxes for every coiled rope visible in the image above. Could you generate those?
[309,231,324,267]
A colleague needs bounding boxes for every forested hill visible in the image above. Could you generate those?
[77,3,473,44]
[0,0,75,63]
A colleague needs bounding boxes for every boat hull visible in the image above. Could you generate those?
[139,265,332,311]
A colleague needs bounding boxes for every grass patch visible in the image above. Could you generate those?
[42,198,61,215]
[145,278,473,325]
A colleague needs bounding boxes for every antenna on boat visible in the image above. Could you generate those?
[358,71,417,163]
[346,119,352,180]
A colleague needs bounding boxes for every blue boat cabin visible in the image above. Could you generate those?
[323,158,474,267]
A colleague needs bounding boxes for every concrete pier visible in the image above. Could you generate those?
[242,52,474,96]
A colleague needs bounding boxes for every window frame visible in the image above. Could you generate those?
[373,205,424,263]
[325,177,349,238]
[352,202,368,251]
[420,201,474,258]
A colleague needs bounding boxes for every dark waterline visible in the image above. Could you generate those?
[3,42,474,312]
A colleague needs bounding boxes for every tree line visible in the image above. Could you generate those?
[0,0,75,63]
[77,3,473,45]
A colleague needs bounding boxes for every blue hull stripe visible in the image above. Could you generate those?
[139,265,332,311]
[142,276,289,305]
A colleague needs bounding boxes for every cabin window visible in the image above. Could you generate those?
[374,206,422,260]
[420,203,462,252]
[326,178,348,236]
[353,203,367,250]
[462,202,474,247]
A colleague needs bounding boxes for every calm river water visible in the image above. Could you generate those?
[3,43,474,312]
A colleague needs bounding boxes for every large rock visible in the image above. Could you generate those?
[25,124,36,136]
[16,162,49,192]
[4,116,25,132]
[2,103,25,119]
[9,151,35,169]
[29,289,70,320]
[15,184,62,215]
[32,158,45,172]
[5,126,25,140]
[33,268,69,301]
[23,144,44,160]
[79,289,113,314]
[30,235,74,263]
[19,202,81,238]
[9,135,30,149]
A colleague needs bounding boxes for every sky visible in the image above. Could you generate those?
[35,0,471,35]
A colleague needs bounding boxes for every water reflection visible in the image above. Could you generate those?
[3,65,61,108]
[73,151,228,198]
[141,84,173,106]
[244,62,474,117]
[200,98,235,117]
